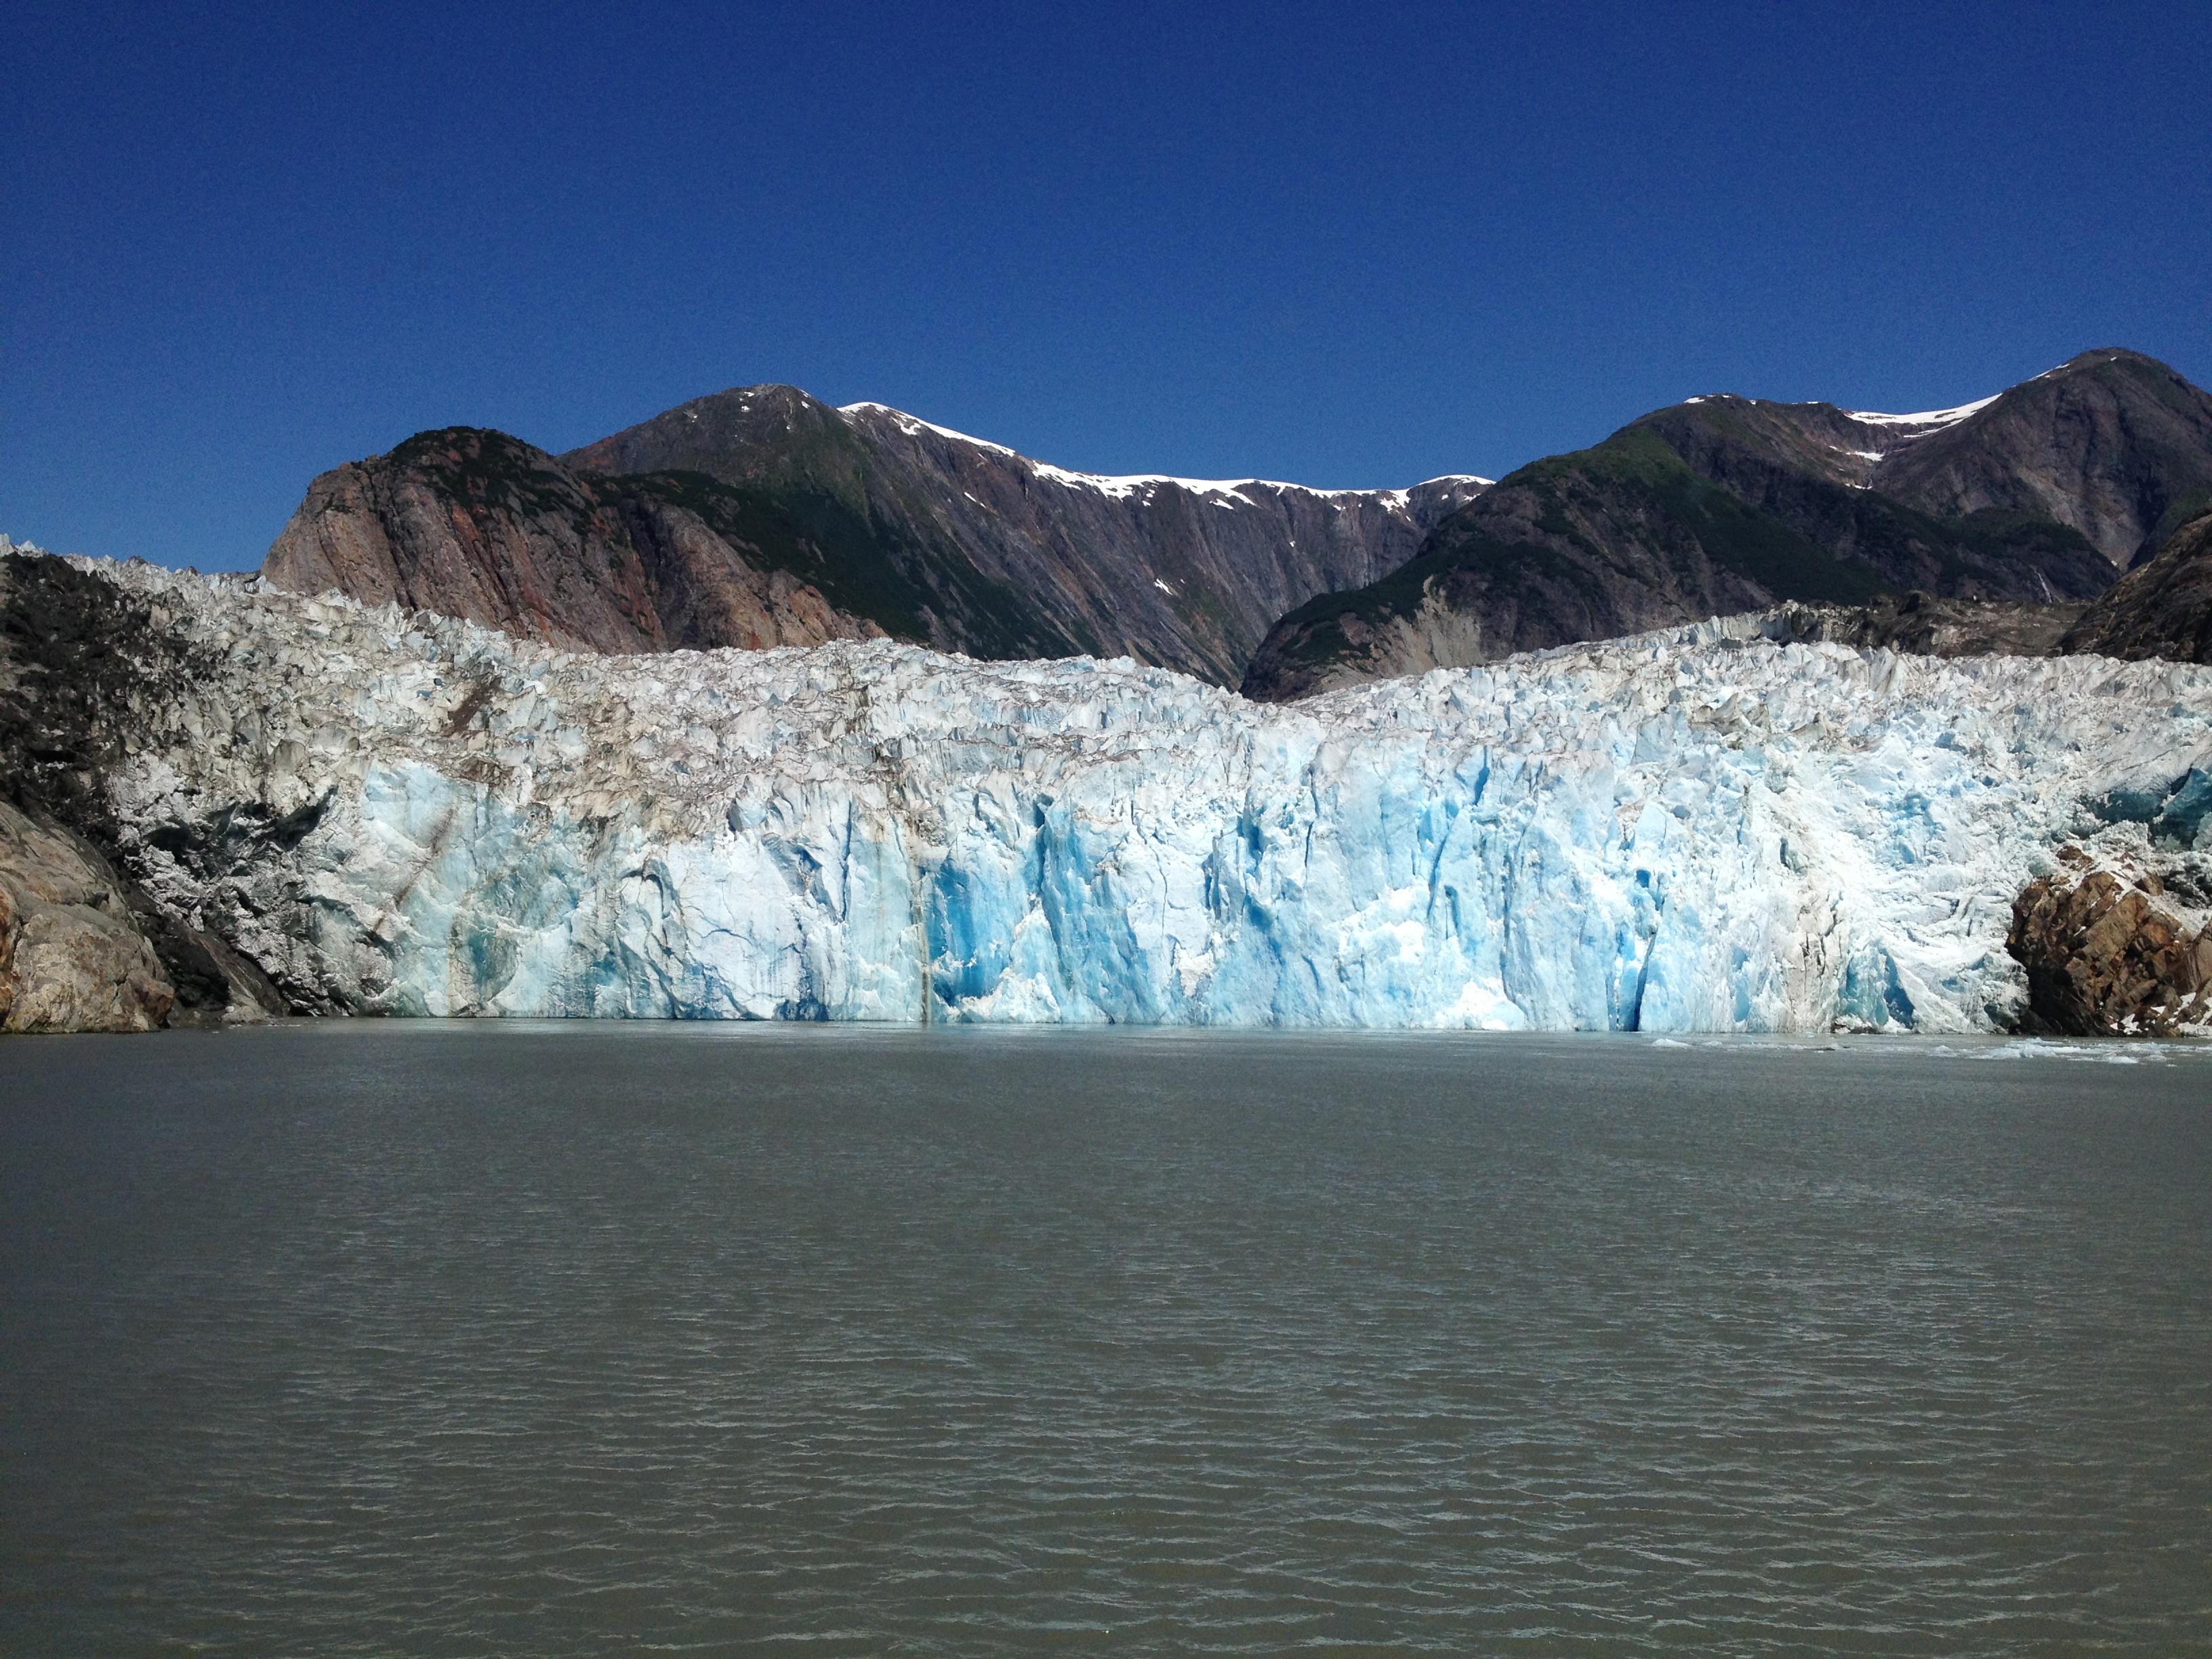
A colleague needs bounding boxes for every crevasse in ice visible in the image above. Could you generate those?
[58,554,2212,1030]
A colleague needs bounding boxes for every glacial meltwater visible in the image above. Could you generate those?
[3,1026,2208,1656]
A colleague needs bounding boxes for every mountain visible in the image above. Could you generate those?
[563,388,1485,683]
[1242,349,2212,700]
[1647,348,2212,569]
[8,545,2210,1033]
[262,389,1486,687]
[1872,350,2212,566]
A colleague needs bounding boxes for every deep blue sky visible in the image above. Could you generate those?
[5,1,2209,571]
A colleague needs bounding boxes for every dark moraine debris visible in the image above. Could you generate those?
[1774,591,2087,657]
[0,550,287,1028]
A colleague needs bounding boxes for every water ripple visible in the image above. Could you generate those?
[3,1025,2207,1655]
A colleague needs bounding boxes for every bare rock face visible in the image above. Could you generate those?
[264,428,663,650]
[262,429,887,656]
[0,546,300,1030]
[0,798,173,1033]
[2007,843,2212,1037]
[2060,508,2212,665]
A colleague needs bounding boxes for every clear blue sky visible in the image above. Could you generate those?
[5,1,2209,571]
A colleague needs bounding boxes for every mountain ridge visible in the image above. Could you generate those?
[261,388,1485,686]
[560,384,1485,683]
[1242,349,2212,699]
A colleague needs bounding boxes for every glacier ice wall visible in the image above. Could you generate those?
[51,556,2212,1031]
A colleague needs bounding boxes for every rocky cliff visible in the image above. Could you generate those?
[0,544,291,1027]
[262,428,892,655]
[0,798,175,1033]
[1243,350,2212,700]
[2007,838,2212,1036]
[2061,508,2212,664]
[6,543,2211,1035]
[264,391,1484,687]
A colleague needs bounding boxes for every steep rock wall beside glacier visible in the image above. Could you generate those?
[0,798,176,1032]
[6,547,2211,1032]
[2007,835,2212,1036]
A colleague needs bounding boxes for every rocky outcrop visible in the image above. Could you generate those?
[0,798,173,1032]
[2060,508,2212,664]
[0,544,295,1029]
[2007,841,2212,1037]
[262,429,890,657]
[1244,350,2212,700]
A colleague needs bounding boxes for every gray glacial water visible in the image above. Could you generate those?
[2,1025,2209,1656]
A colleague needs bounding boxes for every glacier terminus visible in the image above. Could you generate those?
[6,547,2211,1033]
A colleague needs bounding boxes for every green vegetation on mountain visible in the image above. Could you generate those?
[1243,349,2212,699]
[587,469,934,644]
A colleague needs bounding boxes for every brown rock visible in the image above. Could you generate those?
[2007,847,2212,1036]
[262,428,887,657]
[0,798,174,1033]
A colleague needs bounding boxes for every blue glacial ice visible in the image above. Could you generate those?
[76,558,2212,1031]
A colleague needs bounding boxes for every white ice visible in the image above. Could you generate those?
[33,551,2212,1031]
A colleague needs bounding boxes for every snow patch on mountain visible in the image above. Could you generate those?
[1845,393,2001,429]
[838,401,1490,506]
[838,402,1025,458]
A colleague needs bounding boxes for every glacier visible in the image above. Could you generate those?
[18,550,2212,1031]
